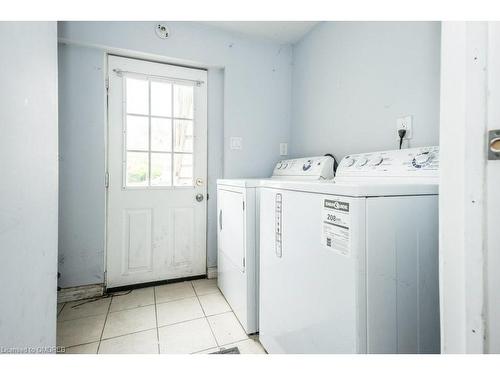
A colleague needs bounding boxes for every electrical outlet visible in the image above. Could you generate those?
[396,115,413,139]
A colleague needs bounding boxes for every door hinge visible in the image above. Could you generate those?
[207,193,210,200]
[105,77,109,93]
[105,172,109,188]
[243,201,245,210]
[243,257,245,268]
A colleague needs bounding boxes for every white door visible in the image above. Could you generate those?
[106,55,207,288]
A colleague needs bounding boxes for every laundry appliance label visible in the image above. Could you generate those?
[322,198,351,256]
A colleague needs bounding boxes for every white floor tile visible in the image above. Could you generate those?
[192,279,219,296]
[99,329,158,354]
[156,297,204,327]
[158,318,217,354]
[207,312,248,346]
[63,342,99,354]
[198,292,231,316]
[102,305,156,339]
[232,339,266,354]
[155,282,195,304]
[110,287,154,312]
[58,297,110,321]
[57,315,106,348]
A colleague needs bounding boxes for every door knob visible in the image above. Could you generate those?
[196,193,204,202]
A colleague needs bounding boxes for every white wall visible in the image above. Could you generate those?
[290,22,441,160]
[0,22,58,350]
[57,21,292,286]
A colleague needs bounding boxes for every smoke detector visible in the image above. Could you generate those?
[155,24,170,39]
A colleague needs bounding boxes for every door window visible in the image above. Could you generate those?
[124,77,194,188]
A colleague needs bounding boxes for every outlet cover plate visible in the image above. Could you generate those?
[230,137,243,150]
[396,115,413,139]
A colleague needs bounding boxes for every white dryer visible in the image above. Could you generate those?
[217,156,335,334]
[259,147,440,353]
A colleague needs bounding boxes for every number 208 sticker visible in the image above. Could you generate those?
[322,199,351,256]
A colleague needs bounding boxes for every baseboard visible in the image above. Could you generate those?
[57,283,104,303]
[207,266,217,279]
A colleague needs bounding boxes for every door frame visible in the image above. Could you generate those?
[439,21,500,354]
[103,53,210,288]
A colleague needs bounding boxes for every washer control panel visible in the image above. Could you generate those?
[336,146,439,178]
[272,156,335,179]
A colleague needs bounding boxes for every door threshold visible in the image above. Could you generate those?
[106,274,207,293]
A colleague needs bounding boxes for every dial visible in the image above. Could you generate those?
[355,157,368,167]
[302,160,312,171]
[412,152,433,168]
[369,156,383,166]
[343,158,355,167]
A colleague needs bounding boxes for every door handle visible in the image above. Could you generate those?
[195,193,204,202]
[219,210,222,231]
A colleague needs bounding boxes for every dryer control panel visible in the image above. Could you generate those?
[336,146,439,179]
[272,156,335,179]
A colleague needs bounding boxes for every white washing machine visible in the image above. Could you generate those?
[217,156,336,334]
[259,147,440,353]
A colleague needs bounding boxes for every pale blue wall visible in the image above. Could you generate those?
[57,21,292,286]
[290,22,441,160]
[58,44,105,287]
[0,21,58,348]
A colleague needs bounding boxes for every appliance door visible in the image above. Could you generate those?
[259,187,366,353]
[217,187,249,329]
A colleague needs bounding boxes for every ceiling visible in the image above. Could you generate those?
[201,21,320,44]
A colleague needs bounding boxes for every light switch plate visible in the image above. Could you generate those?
[280,143,288,156]
[230,137,243,150]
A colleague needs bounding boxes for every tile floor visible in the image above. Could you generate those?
[57,279,266,354]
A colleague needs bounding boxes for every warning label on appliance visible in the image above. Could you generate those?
[322,199,351,256]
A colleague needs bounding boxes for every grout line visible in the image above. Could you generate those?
[153,286,160,354]
[57,302,66,318]
[192,281,220,347]
[63,339,100,350]
[96,327,158,344]
[96,294,113,354]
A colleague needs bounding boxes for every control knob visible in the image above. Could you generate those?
[369,156,384,166]
[342,158,355,167]
[355,157,368,167]
[412,152,433,168]
[302,160,313,171]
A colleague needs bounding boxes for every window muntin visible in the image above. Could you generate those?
[124,77,194,188]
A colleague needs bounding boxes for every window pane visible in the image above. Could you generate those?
[126,116,149,151]
[151,118,172,152]
[174,120,193,152]
[126,78,149,115]
[151,81,172,117]
[126,152,149,186]
[173,85,194,119]
[173,153,193,186]
[151,153,172,186]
